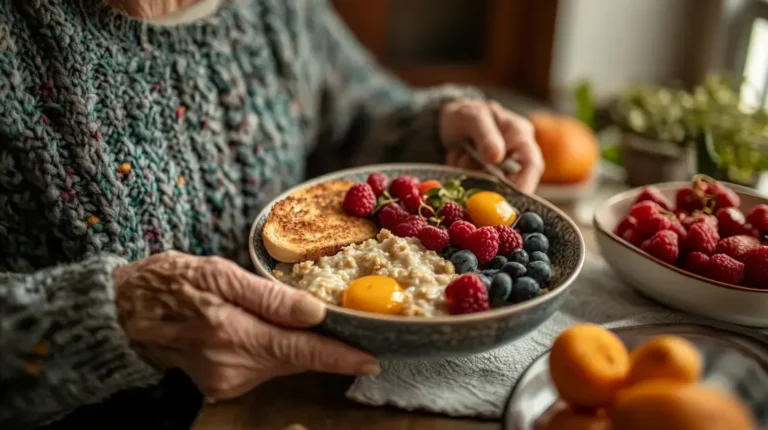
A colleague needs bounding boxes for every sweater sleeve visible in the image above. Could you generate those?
[306,0,487,169]
[0,256,162,430]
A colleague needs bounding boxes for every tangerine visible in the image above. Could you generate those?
[626,335,702,386]
[529,111,599,184]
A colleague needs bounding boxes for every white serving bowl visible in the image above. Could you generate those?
[593,181,768,327]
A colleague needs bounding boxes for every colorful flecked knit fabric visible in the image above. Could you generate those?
[0,0,483,428]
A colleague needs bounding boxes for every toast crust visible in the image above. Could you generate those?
[263,180,378,263]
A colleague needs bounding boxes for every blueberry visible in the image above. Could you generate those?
[477,273,492,290]
[523,233,550,255]
[501,262,527,279]
[489,255,508,270]
[508,249,529,265]
[529,251,550,265]
[480,269,500,278]
[527,261,552,285]
[450,250,478,274]
[511,277,540,303]
[443,245,460,259]
[489,273,513,306]
[518,212,544,234]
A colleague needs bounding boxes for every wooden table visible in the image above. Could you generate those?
[194,179,620,430]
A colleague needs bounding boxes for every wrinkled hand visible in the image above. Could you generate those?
[440,100,544,194]
[113,251,379,402]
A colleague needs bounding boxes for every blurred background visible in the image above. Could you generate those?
[331,0,768,200]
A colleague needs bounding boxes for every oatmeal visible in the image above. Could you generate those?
[273,229,457,316]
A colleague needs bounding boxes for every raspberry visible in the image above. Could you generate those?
[393,217,424,238]
[715,185,740,210]
[418,226,449,252]
[418,180,442,196]
[629,200,660,221]
[622,228,647,247]
[449,220,476,247]
[675,184,709,213]
[715,235,761,262]
[634,186,671,210]
[342,183,376,217]
[743,246,768,288]
[439,202,466,227]
[445,274,490,314]
[682,214,718,232]
[683,223,719,255]
[684,252,710,276]
[390,176,420,200]
[614,216,637,237]
[465,227,500,265]
[494,225,523,256]
[641,230,679,263]
[704,254,745,285]
[402,193,424,213]
[377,203,409,231]
[668,220,687,242]
[637,213,672,235]
[716,207,747,238]
[367,173,389,197]
[747,204,768,233]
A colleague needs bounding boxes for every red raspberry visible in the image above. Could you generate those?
[629,200,660,221]
[743,246,768,288]
[367,173,389,197]
[449,220,476,247]
[393,217,425,238]
[622,228,647,247]
[439,202,466,227]
[637,213,672,235]
[465,226,500,265]
[404,215,426,226]
[418,226,450,252]
[715,235,761,262]
[445,274,490,315]
[668,221,687,242]
[634,186,671,210]
[715,185,740,210]
[378,203,409,231]
[747,204,768,233]
[390,176,420,200]
[675,184,708,213]
[614,216,637,237]
[402,193,424,213]
[683,223,719,255]
[704,253,745,285]
[641,230,679,263]
[682,214,718,232]
[684,252,710,276]
[342,183,376,217]
[716,207,747,238]
[674,210,689,222]
[494,225,523,256]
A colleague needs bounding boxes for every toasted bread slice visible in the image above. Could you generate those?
[263,180,379,263]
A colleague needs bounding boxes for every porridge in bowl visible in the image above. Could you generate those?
[274,229,457,317]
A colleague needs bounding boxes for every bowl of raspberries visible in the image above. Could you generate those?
[594,175,768,327]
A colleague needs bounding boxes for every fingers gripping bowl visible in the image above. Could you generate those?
[250,164,585,359]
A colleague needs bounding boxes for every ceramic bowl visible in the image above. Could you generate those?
[249,164,585,360]
[503,324,768,429]
[594,181,768,327]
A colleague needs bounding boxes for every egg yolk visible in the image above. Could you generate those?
[342,275,405,315]
[465,191,518,227]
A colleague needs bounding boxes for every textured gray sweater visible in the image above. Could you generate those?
[0,0,481,427]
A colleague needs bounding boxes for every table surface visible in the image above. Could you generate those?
[192,175,626,430]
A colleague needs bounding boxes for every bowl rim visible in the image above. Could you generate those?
[593,181,768,294]
[248,163,586,324]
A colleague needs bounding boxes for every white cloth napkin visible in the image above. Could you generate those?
[345,254,762,418]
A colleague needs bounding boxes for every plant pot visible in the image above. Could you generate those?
[621,133,696,187]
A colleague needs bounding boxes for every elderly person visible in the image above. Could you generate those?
[0,0,543,428]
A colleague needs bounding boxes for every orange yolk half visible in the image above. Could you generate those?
[342,275,405,315]
[465,191,518,227]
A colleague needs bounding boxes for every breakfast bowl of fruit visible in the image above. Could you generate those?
[249,164,585,359]
[594,175,768,327]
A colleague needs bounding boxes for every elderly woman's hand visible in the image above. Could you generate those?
[440,100,545,195]
[113,251,379,402]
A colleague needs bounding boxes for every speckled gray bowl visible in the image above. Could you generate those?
[249,164,585,360]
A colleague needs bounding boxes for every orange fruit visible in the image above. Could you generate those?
[529,111,599,184]
[612,380,755,430]
[549,324,630,408]
[418,180,442,196]
[539,406,610,430]
[626,335,702,386]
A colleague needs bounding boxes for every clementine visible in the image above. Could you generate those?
[529,111,600,184]
[548,324,630,408]
[626,335,702,386]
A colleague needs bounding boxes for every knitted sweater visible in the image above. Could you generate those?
[0,0,481,428]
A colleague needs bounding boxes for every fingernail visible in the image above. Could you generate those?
[292,294,326,325]
[359,363,382,376]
